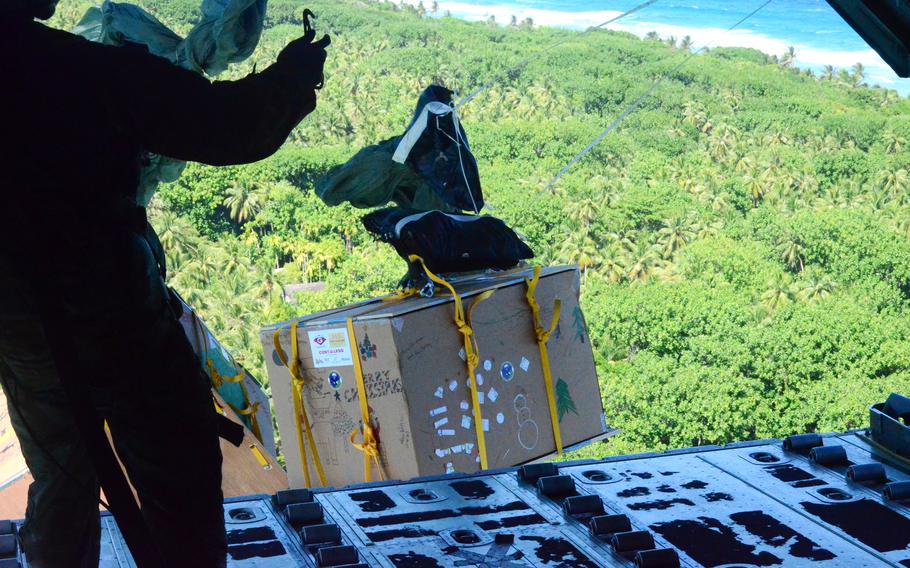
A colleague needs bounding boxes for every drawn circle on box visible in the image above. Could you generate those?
[328,371,342,389]
[518,420,539,450]
[483,360,492,371]
[496,412,505,424]
[501,362,515,381]
[272,350,283,366]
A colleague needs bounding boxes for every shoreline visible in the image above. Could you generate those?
[396,0,910,95]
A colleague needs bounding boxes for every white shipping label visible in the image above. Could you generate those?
[430,406,447,417]
[307,328,353,368]
[482,419,490,432]
[438,429,456,437]
[434,418,449,429]
[478,391,485,405]
[461,415,472,429]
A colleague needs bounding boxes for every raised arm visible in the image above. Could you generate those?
[107,31,330,166]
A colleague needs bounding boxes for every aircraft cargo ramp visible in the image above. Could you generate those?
[4,395,910,567]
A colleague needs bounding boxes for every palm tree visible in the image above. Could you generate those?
[876,169,910,203]
[779,46,796,68]
[568,198,600,230]
[776,234,806,272]
[761,275,797,311]
[851,62,865,87]
[883,130,906,154]
[821,65,835,81]
[645,31,660,41]
[559,231,599,280]
[798,270,837,302]
[622,239,661,283]
[224,180,266,225]
[658,217,695,259]
[745,174,766,207]
[880,89,901,107]
[679,36,694,51]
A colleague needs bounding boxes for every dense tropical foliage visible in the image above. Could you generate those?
[49,0,910,460]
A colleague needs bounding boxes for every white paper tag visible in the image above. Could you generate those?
[437,429,456,437]
[483,360,492,371]
[307,328,353,368]
[391,317,405,332]
[461,415,472,429]
[488,388,498,403]
[435,448,450,458]
[430,406,447,417]
[434,387,444,399]
[460,400,470,411]
[482,419,490,432]
[476,373,484,386]
[449,379,458,391]
[446,462,455,474]
[434,417,449,429]
[458,347,466,361]
[496,412,505,424]
[520,357,530,372]
[478,391,485,405]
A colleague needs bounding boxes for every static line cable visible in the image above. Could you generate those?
[542,0,773,193]
[455,0,660,109]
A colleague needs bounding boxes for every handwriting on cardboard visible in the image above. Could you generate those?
[308,329,353,368]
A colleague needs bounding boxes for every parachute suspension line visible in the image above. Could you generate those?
[454,0,661,110]
[435,111,481,213]
[542,0,773,194]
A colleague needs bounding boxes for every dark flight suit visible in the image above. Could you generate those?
[0,16,325,567]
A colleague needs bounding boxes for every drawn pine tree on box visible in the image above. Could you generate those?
[556,378,578,422]
[572,306,586,343]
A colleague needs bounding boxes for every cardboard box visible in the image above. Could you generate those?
[261,266,607,489]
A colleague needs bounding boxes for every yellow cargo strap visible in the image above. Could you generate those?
[346,318,386,482]
[525,267,564,454]
[382,287,420,302]
[273,325,327,488]
[193,315,265,445]
[228,399,263,443]
[249,444,272,470]
[409,255,495,470]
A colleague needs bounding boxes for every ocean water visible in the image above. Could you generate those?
[404,0,910,95]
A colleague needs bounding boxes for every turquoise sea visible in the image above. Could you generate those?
[406,0,910,95]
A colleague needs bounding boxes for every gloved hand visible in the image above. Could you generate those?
[277,26,331,90]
